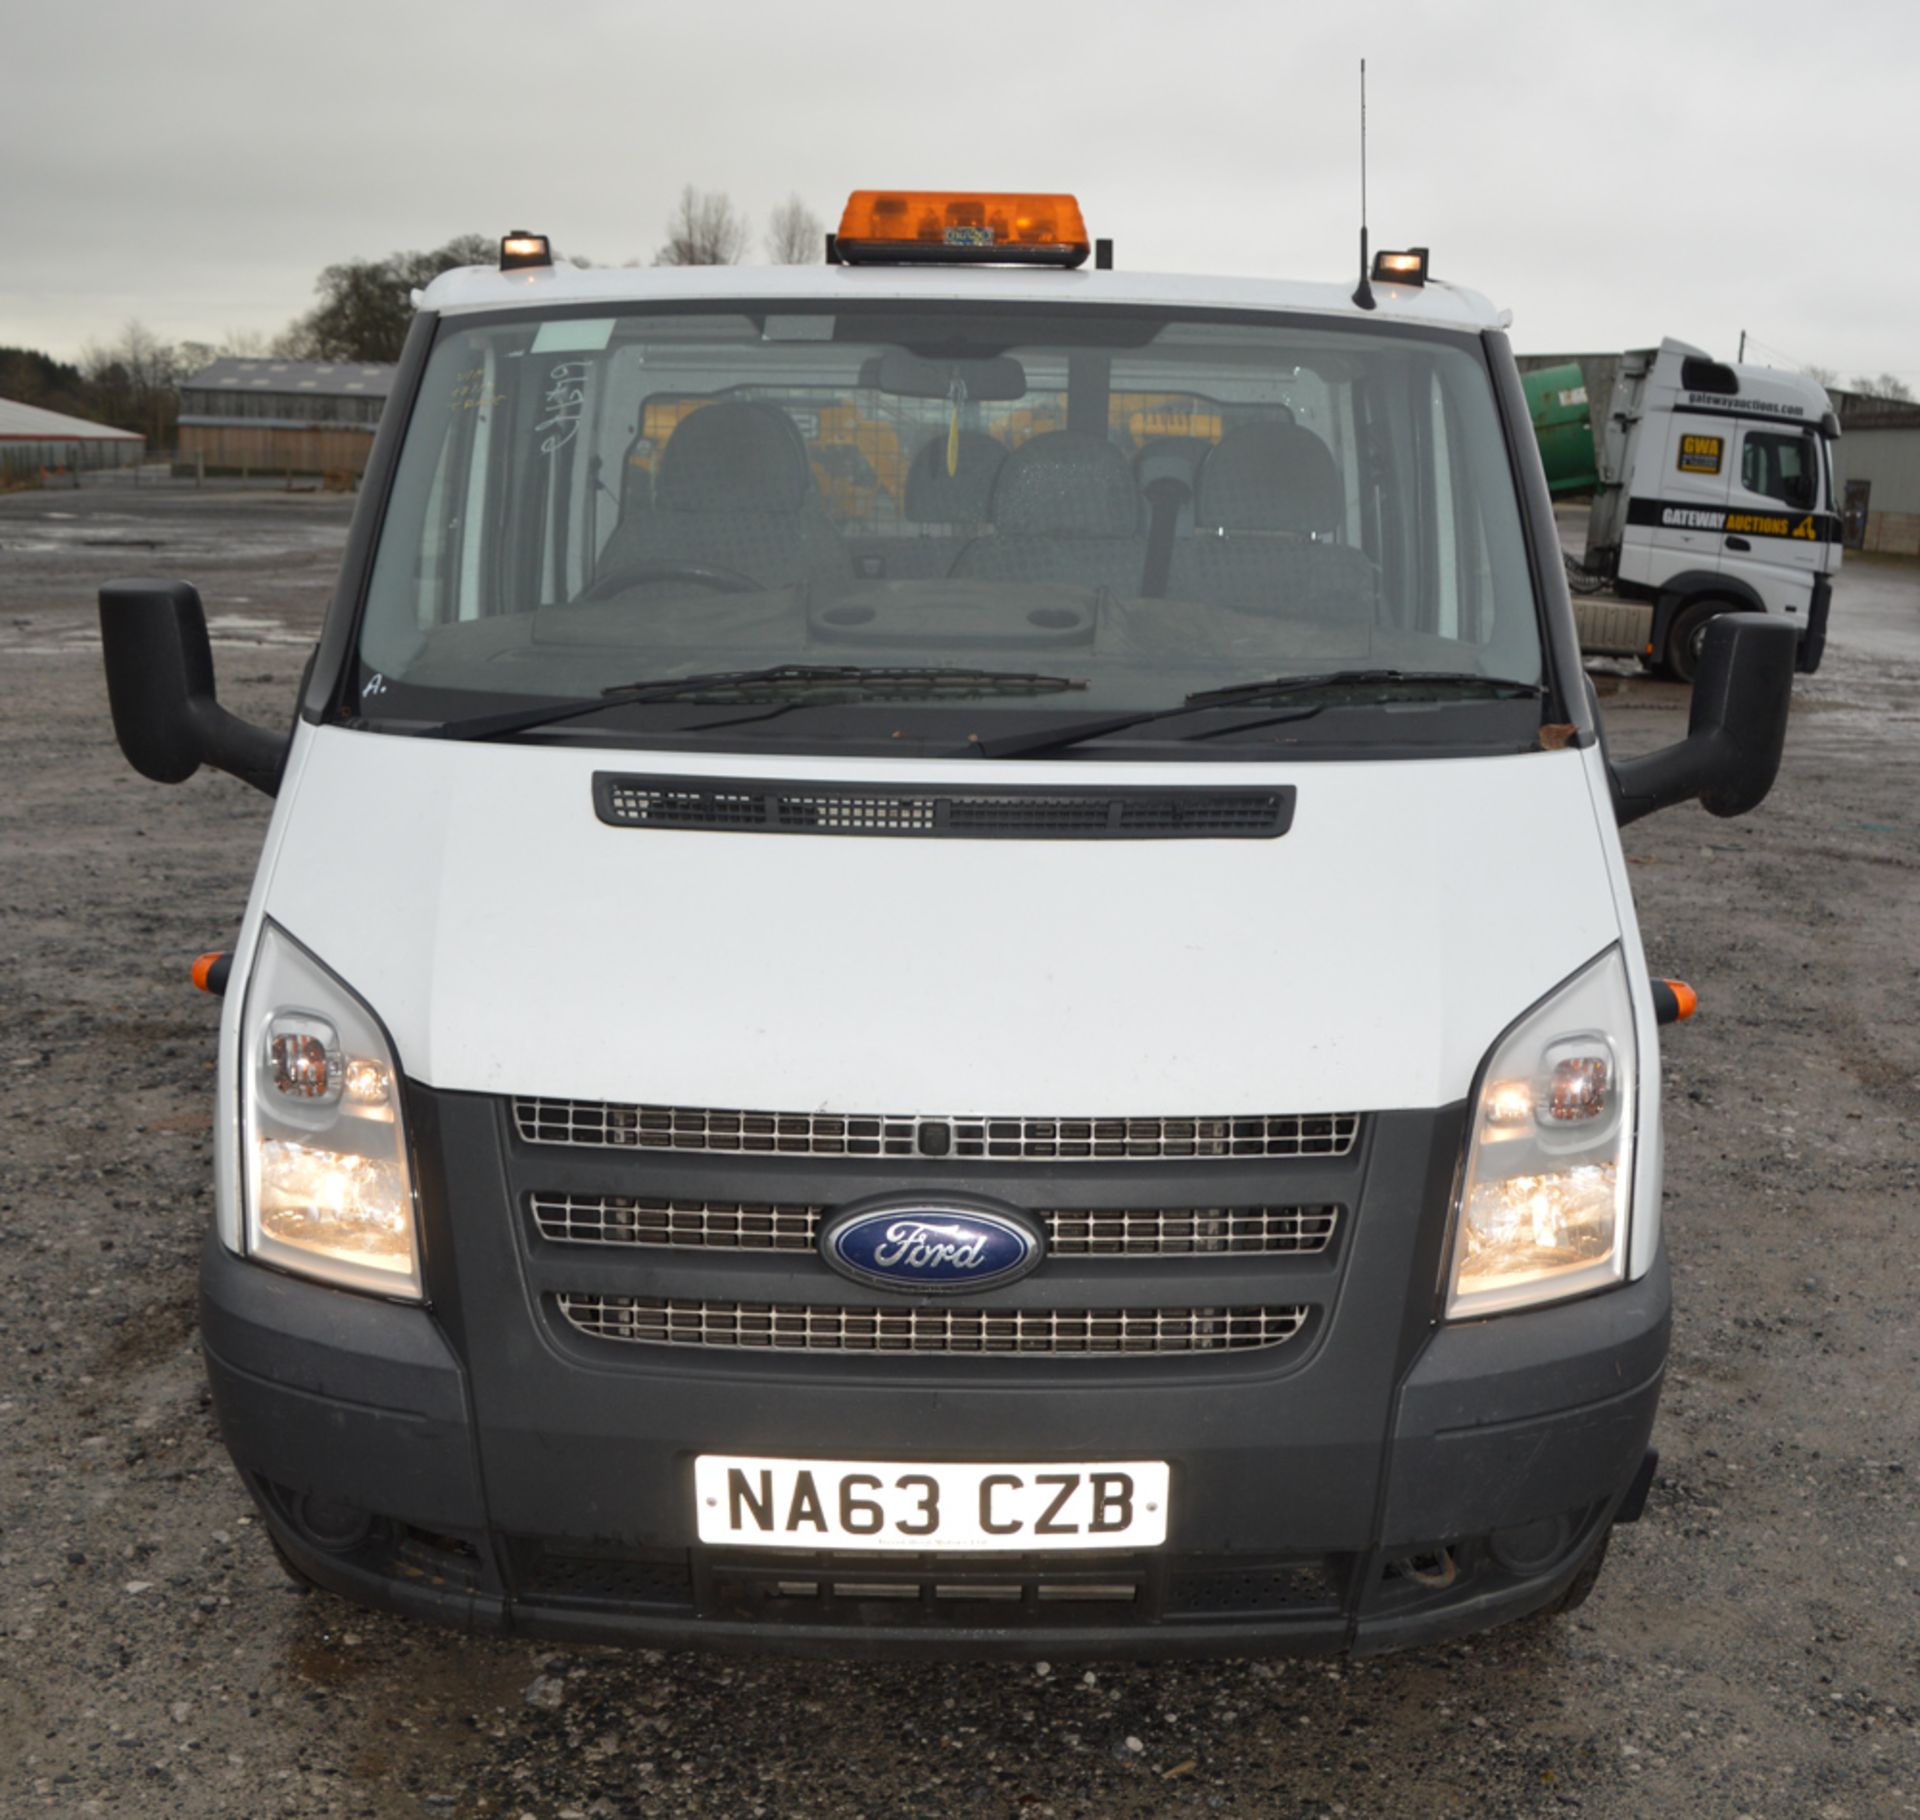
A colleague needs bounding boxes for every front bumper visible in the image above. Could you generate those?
[202,1093,1669,1658]
[1798,571,1833,673]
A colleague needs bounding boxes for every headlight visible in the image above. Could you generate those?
[241,922,421,1299]
[1447,949,1636,1319]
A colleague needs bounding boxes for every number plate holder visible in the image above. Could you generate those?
[694,1455,1170,1552]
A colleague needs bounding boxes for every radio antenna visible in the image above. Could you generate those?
[1352,58,1376,311]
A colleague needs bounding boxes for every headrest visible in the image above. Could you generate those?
[904,430,1005,524]
[656,402,814,513]
[1195,423,1342,534]
[1132,435,1216,495]
[990,431,1139,536]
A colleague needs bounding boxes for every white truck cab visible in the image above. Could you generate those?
[1582,336,1841,680]
[99,194,1800,1656]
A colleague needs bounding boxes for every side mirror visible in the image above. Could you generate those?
[1610,613,1797,826]
[98,581,288,797]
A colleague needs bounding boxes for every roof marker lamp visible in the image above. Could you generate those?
[1371,246,1429,285]
[499,231,552,271]
[242,922,421,1300]
[1447,949,1637,1319]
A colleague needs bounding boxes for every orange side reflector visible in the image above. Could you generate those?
[836,191,1089,266]
[191,952,232,996]
[1665,979,1698,1020]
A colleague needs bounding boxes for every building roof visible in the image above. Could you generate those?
[417,260,1509,334]
[1831,390,1920,432]
[180,358,398,399]
[0,396,142,442]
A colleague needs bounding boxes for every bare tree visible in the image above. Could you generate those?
[654,186,749,266]
[80,321,188,444]
[1848,372,1914,402]
[766,194,823,264]
[271,318,324,360]
[1803,363,1838,388]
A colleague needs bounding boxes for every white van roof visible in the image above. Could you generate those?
[418,260,1507,335]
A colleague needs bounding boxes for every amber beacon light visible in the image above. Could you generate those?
[834,191,1092,267]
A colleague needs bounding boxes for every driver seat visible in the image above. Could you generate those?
[597,402,850,593]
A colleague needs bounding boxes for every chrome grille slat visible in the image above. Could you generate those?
[513,1099,1360,1161]
[554,1295,1308,1355]
[529,1196,1340,1257]
[532,1196,823,1251]
[1044,1206,1339,1254]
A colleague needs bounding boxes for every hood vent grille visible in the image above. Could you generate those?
[595,774,1294,840]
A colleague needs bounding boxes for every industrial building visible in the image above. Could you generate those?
[1829,394,1920,555]
[0,396,143,483]
[177,358,396,478]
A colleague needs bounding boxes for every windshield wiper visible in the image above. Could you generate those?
[423,664,1087,742]
[969,670,1543,761]
[1181,668,1544,710]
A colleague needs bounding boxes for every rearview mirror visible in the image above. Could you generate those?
[1609,613,1797,826]
[860,350,1028,401]
[98,580,287,796]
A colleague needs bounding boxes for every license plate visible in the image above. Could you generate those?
[694,1455,1170,1552]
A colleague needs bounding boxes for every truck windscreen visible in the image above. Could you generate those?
[354,304,1542,742]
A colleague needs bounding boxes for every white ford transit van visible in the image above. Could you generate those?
[99,194,1798,1656]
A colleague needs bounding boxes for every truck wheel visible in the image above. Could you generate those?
[1664,599,1730,685]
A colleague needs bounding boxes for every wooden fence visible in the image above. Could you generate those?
[178,423,378,477]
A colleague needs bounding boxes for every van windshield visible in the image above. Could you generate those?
[355,303,1543,749]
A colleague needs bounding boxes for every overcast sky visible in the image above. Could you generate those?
[4,0,1916,381]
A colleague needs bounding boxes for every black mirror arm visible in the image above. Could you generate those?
[186,694,288,796]
[1611,734,1734,826]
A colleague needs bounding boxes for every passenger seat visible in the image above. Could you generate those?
[1167,423,1377,622]
[949,431,1147,595]
[854,430,1005,581]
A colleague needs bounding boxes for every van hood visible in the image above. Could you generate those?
[257,728,1623,1116]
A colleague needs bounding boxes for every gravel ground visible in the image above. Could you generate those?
[1,485,1916,1819]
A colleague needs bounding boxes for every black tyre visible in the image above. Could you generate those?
[1664,598,1732,685]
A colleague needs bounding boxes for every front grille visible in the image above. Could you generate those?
[554,1295,1308,1355]
[594,774,1295,841]
[530,1194,1340,1257]
[513,1099,1360,1162]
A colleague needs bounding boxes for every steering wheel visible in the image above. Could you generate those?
[578,560,762,603]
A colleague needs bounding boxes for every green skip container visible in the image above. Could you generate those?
[1523,363,1598,495]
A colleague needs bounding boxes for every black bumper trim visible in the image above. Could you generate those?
[257,1512,1615,1661]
